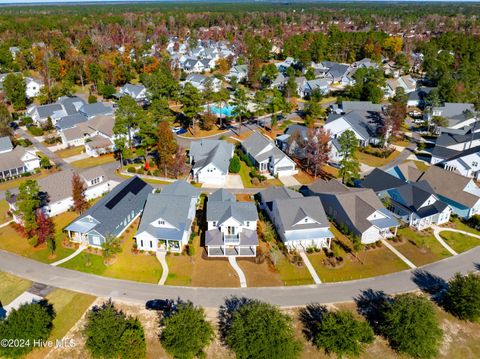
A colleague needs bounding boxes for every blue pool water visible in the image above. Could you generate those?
[209,105,235,117]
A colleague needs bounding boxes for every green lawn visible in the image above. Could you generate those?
[449,217,480,236]
[0,272,32,306]
[0,212,77,264]
[70,153,116,168]
[55,146,84,158]
[238,160,282,188]
[61,221,162,284]
[440,231,480,253]
[395,227,451,266]
[357,150,401,167]
[275,256,314,286]
[0,199,11,224]
[166,252,194,286]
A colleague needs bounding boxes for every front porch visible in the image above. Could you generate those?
[207,245,256,257]
[158,239,182,253]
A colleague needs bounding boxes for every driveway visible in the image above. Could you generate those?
[280,175,301,187]
[0,247,478,308]
[201,174,244,189]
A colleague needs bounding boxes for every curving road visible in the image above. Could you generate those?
[0,247,478,308]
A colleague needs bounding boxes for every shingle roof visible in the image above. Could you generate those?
[207,200,258,224]
[259,186,302,204]
[272,196,329,231]
[362,168,406,192]
[209,188,235,202]
[341,101,383,113]
[189,140,234,175]
[121,83,146,98]
[0,136,13,152]
[161,180,201,199]
[65,176,153,237]
[0,146,37,173]
[56,113,88,130]
[80,102,113,118]
[242,132,288,163]
[35,103,64,119]
[57,96,86,115]
[326,110,383,141]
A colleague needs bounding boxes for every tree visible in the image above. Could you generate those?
[160,302,214,359]
[84,300,146,359]
[35,209,55,248]
[101,234,122,264]
[180,83,202,134]
[225,300,302,359]
[0,101,12,138]
[171,146,187,179]
[0,301,55,358]
[262,63,278,86]
[338,130,360,185]
[385,101,406,138]
[301,127,331,178]
[3,73,26,110]
[16,179,41,237]
[213,87,231,127]
[157,121,177,176]
[200,111,216,131]
[304,100,323,126]
[72,172,89,214]
[443,273,480,322]
[312,309,374,357]
[379,294,442,359]
[114,95,143,147]
[231,87,250,133]
[229,155,241,173]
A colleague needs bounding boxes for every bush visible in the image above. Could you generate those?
[309,308,374,357]
[229,155,241,173]
[224,300,301,359]
[40,155,52,169]
[19,116,33,126]
[443,273,480,321]
[359,146,394,158]
[0,301,55,358]
[83,300,146,359]
[379,294,442,359]
[465,215,480,230]
[127,166,136,173]
[153,169,161,176]
[100,84,116,99]
[160,302,213,359]
[88,94,97,104]
[28,126,44,136]
[136,168,144,174]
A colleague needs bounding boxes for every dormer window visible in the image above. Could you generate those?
[473,162,478,167]
[304,218,308,223]
[213,221,217,227]
[158,220,165,225]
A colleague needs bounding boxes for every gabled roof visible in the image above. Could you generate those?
[362,168,406,192]
[306,178,351,195]
[161,180,201,199]
[443,144,480,162]
[0,136,13,152]
[65,176,153,237]
[207,200,258,224]
[0,146,37,173]
[243,132,289,163]
[209,188,235,202]
[56,113,88,130]
[57,96,86,115]
[392,162,424,182]
[285,124,308,139]
[190,140,234,175]
[121,83,146,98]
[259,186,303,203]
[326,110,384,141]
[80,102,113,118]
[327,63,350,78]
[418,166,480,208]
[34,103,64,119]
[272,196,329,231]
[341,101,383,113]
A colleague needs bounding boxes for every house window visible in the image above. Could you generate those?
[150,241,153,248]
[246,221,250,227]
[92,235,101,246]
[304,218,308,223]
[473,161,478,167]
[227,226,236,235]
[159,220,165,225]
[140,240,144,247]
[213,221,217,227]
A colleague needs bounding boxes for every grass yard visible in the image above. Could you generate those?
[55,146,84,158]
[275,255,314,286]
[0,272,32,306]
[237,257,285,286]
[405,159,430,172]
[448,217,480,236]
[395,227,452,266]
[321,164,339,179]
[357,150,401,167]
[294,170,316,184]
[117,171,173,185]
[182,126,229,138]
[238,161,283,188]
[70,153,116,168]
[440,231,480,253]
[389,136,411,147]
[26,289,96,359]
[165,252,195,286]
[61,220,162,284]
[0,199,11,224]
[0,212,77,264]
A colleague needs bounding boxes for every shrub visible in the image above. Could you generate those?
[224,300,301,359]
[100,84,116,99]
[19,116,33,126]
[83,300,146,359]
[28,126,44,136]
[443,273,480,322]
[379,294,442,359]
[153,169,161,177]
[88,94,97,103]
[0,301,55,358]
[136,168,144,174]
[127,166,136,173]
[187,244,195,256]
[229,155,241,173]
[40,155,52,169]
[160,302,213,359]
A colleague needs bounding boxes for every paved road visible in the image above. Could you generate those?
[0,247,478,308]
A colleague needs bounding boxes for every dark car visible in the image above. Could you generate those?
[9,122,19,130]
[145,299,174,311]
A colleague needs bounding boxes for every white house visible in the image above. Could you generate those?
[0,137,40,180]
[189,139,234,185]
[227,64,248,82]
[25,77,43,99]
[184,74,222,92]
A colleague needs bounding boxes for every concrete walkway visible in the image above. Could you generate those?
[381,239,417,269]
[63,152,90,163]
[228,256,247,288]
[0,220,13,228]
[432,225,480,256]
[50,245,87,266]
[156,251,169,285]
[299,250,322,284]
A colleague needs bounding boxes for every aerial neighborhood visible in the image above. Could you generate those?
[0,2,479,359]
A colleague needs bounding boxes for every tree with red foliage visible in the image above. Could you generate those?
[172,146,187,179]
[72,172,89,214]
[385,101,407,138]
[301,127,331,178]
[35,209,55,251]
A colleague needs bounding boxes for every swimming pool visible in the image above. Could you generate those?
[208,105,235,117]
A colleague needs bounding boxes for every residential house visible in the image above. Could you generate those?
[277,57,295,73]
[27,96,86,125]
[65,176,153,247]
[302,179,400,243]
[79,102,114,119]
[25,77,43,98]
[135,185,199,253]
[275,124,308,159]
[8,167,115,220]
[362,168,451,230]
[117,83,148,104]
[205,189,258,257]
[295,77,329,98]
[241,132,297,177]
[227,64,248,82]
[323,62,355,86]
[353,58,379,69]
[188,139,234,185]
[426,102,476,130]
[159,180,202,199]
[270,72,288,90]
[436,145,480,179]
[407,87,435,108]
[0,136,40,180]
[184,74,222,92]
[385,75,417,98]
[258,186,302,218]
[430,128,480,164]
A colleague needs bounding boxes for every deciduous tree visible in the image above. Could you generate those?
[72,172,89,214]
[157,121,177,176]
[16,179,41,238]
[3,73,26,110]
[35,209,55,249]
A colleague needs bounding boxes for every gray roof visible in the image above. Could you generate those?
[80,102,113,118]
[341,101,383,113]
[0,136,13,152]
[186,73,206,84]
[326,110,384,141]
[209,188,235,202]
[189,140,234,175]
[242,132,288,163]
[259,186,302,210]
[436,130,480,148]
[65,176,153,237]
[433,103,475,119]
[121,83,146,98]
[55,113,88,130]
[272,196,329,231]
[161,180,201,199]
[137,193,196,241]
[35,103,64,119]
[394,181,448,217]
[207,200,258,224]
[285,124,308,139]
[327,63,350,79]
[362,168,406,192]
[0,146,37,173]
[57,96,86,115]
[407,86,434,103]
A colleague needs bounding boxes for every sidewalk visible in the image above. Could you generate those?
[298,250,322,284]
[156,251,169,285]
[51,245,87,266]
[228,256,247,288]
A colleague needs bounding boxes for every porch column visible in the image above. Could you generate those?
[394,226,398,236]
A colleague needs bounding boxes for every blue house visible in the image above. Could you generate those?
[65,176,153,247]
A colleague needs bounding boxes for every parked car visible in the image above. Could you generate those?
[145,299,174,311]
